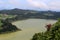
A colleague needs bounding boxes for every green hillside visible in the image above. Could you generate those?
[0,15,21,34]
[32,19,60,40]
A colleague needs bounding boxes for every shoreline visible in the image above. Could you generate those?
[12,18,57,23]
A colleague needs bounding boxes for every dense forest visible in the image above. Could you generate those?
[0,14,21,34]
[0,8,60,20]
[32,19,60,40]
[0,19,21,34]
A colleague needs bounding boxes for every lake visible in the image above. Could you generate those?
[0,19,57,40]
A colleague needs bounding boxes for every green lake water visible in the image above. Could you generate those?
[0,19,57,40]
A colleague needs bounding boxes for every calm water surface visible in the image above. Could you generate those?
[0,19,57,40]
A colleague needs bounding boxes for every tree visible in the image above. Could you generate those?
[32,19,60,40]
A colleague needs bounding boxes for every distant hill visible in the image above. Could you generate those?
[0,8,60,20]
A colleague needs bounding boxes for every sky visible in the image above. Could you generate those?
[0,0,60,11]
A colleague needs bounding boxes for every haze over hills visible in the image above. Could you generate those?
[0,8,60,20]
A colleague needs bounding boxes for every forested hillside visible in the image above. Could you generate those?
[0,8,60,20]
[32,19,60,40]
[0,14,21,34]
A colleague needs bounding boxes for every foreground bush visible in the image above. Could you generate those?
[32,19,60,40]
[0,20,21,34]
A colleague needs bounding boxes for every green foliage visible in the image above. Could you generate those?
[0,14,15,26]
[0,14,16,19]
[0,19,20,34]
[32,19,60,40]
[0,20,3,27]
[0,8,60,20]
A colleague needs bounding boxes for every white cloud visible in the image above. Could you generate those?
[27,0,60,11]
[0,0,60,11]
[0,0,21,6]
[49,1,60,10]
[0,0,21,9]
[8,0,20,5]
[0,0,6,4]
[27,0,49,10]
[8,0,20,6]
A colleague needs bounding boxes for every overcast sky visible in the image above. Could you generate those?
[0,0,60,11]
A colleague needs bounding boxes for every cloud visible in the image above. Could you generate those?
[8,0,20,5]
[0,0,21,9]
[27,0,49,10]
[0,0,4,4]
[0,0,60,11]
[0,0,20,5]
[27,0,60,11]
[6,0,21,7]
[48,0,60,10]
